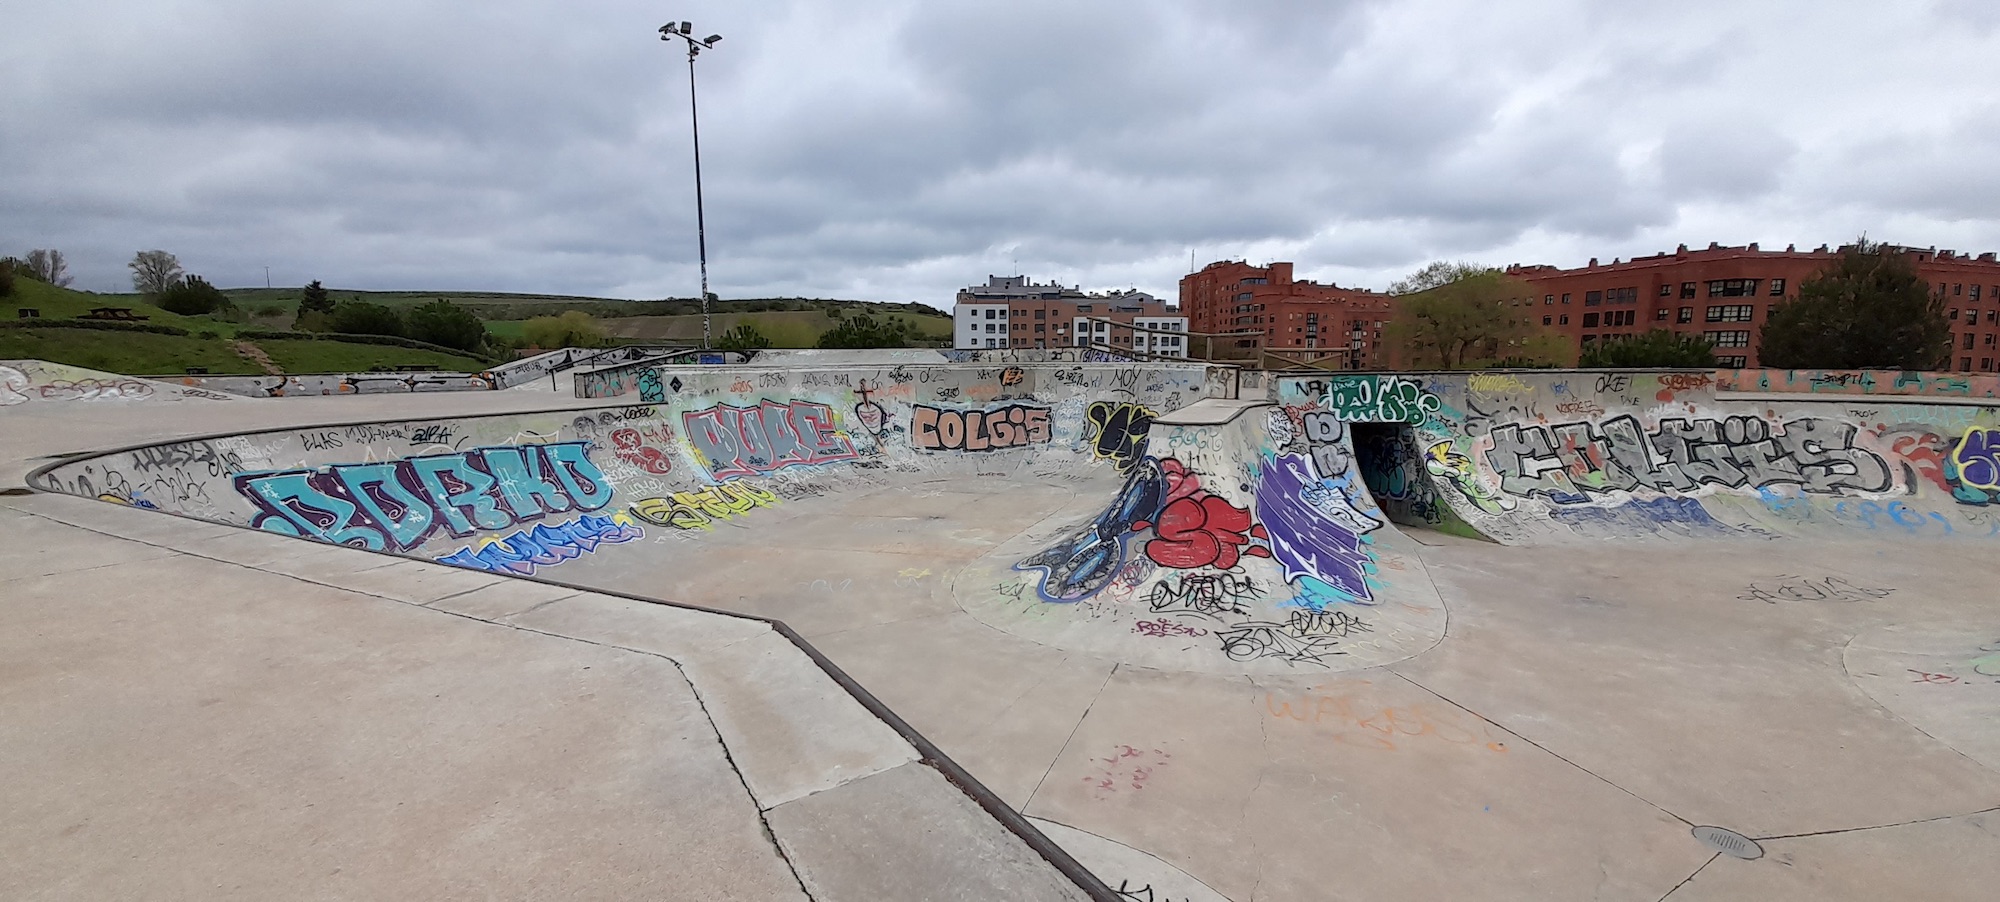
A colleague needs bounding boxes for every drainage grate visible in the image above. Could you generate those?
[1691,825,1763,860]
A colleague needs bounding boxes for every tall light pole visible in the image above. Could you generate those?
[660,21,722,349]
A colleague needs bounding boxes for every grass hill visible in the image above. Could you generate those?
[3,279,956,373]
[217,287,954,350]
[0,279,490,376]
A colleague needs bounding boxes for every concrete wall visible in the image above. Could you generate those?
[1274,370,2000,544]
[30,362,1220,576]
[167,372,492,398]
[1,359,240,404]
[1717,367,2000,399]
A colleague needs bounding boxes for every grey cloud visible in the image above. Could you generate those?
[2,0,1997,303]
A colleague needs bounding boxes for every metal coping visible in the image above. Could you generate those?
[20,405,1123,902]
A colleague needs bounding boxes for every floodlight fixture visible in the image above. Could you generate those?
[660,20,723,348]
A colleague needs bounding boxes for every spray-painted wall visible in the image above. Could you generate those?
[1275,370,2000,544]
[166,372,494,398]
[31,363,1223,577]
[1,359,239,404]
[1716,368,2000,399]
[579,358,1227,404]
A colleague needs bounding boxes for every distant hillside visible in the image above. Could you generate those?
[215,288,950,323]
[0,279,491,375]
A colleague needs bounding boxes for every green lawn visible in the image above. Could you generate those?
[0,330,262,375]
[4,278,248,336]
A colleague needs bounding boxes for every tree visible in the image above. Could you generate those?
[717,322,772,352]
[816,313,909,349]
[327,300,405,336]
[405,299,487,352]
[1384,265,1560,369]
[299,280,334,315]
[1759,239,1951,370]
[129,250,184,295]
[1580,329,1717,368]
[521,311,605,349]
[1389,260,1495,295]
[0,259,14,298]
[158,275,230,315]
[24,249,73,287]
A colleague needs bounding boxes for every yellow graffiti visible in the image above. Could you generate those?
[1423,440,1513,513]
[628,481,780,530]
[1467,373,1530,395]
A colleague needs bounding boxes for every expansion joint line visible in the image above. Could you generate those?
[1025,663,1117,810]
[1386,669,1695,829]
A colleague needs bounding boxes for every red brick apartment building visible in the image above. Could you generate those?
[1178,261,1395,368]
[1508,242,2000,371]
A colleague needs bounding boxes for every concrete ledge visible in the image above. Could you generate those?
[1149,397,1269,426]
[766,762,1092,902]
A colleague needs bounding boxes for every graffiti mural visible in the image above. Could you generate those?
[609,425,675,475]
[1255,453,1376,605]
[234,441,615,551]
[910,403,1052,452]
[437,512,646,576]
[681,400,857,479]
[1315,376,1442,423]
[1143,458,1268,570]
[1085,401,1157,472]
[1486,415,1892,503]
[628,481,782,530]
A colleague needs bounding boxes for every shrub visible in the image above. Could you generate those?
[717,323,772,352]
[404,299,487,352]
[158,275,230,315]
[327,300,405,337]
[0,259,14,297]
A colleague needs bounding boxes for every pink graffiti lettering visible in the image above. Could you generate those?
[681,401,856,479]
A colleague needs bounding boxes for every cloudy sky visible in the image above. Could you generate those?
[6,0,1999,308]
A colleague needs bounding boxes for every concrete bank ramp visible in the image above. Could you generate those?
[0,359,244,405]
[958,397,1452,674]
[1270,370,2000,545]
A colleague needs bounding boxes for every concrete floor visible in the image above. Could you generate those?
[4,388,1998,900]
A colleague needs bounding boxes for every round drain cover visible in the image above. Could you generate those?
[1691,825,1763,860]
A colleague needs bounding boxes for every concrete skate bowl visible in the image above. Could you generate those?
[1,359,242,405]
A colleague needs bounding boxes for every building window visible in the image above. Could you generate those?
[1975,284,1985,300]
[1770,279,1786,296]
[1955,284,1964,296]
[1703,330,1752,348]
[1544,294,1554,305]
[1240,277,1267,285]
[1968,309,1981,325]
[1604,310,1636,327]
[1659,284,1673,297]
[1584,313,1600,327]
[1655,308,1670,321]
[1034,324,1045,333]
[1581,335,1597,345]
[1677,307,1694,324]
[1585,290,1603,306]
[1558,314,1569,325]
[1034,309,1045,319]
[1964,333,1976,350]
[1705,304,1754,322]
[1607,287,1639,304]
[1561,293,1571,304]
[1987,310,1996,324]
[1706,279,1759,297]
[985,338,998,348]
[1542,315,1553,325]
[1717,355,1747,368]
[1950,308,1959,320]
[1985,357,1995,372]
[1681,282,1696,299]
[1963,357,1973,371]
[1236,292,1253,302]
